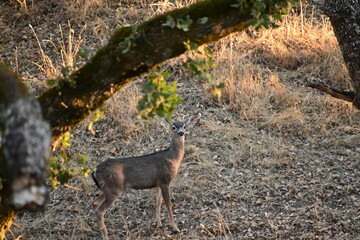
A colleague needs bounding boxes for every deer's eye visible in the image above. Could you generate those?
[172,125,176,130]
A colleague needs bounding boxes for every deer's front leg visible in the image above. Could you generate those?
[160,184,180,232]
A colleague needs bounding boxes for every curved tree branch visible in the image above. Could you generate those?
[38,0,289,146]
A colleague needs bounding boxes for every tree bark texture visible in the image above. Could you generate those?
[38,0,284,145]
[308,0,360,109]
[0,63,51,239]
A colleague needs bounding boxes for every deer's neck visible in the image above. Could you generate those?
[169,135,185,162]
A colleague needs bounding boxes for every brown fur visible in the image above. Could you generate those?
[92,113,201,240]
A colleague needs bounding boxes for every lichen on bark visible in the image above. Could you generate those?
[0,97,51,209]
[0,63,51,239]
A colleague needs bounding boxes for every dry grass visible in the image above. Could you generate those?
[1,0,360,239]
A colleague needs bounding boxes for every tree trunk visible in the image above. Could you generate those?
[307,0,360,109]
[0,64,51,238]
[326,0,360,108]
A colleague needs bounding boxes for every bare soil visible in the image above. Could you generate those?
[1,1,359,239]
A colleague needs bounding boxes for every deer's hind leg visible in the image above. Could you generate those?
[156,186,163,227]
[94,189,124,240]
[93,194,105,212]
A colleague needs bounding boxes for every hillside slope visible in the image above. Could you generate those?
[1,1,359,239]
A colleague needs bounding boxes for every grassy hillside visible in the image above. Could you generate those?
[1,0,359,239]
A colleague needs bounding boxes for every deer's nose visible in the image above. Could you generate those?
[178,131,184,136]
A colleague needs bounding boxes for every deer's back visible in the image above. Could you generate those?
[94,149,180,190]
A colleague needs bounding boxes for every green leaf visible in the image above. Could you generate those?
[76,154,88,165]
[198,17,208,24]
[48,151,94,188]
[47,79,57,86]
[233,0,298,29]
[77,49,89,59]
[137,69,182,120]
[176,15,193,31]
[60,132,73,148]
[162,15,176,29]
[61,66,70,77]
[57,170,74,184]
[217,82,225,89]
[81,167,92,178]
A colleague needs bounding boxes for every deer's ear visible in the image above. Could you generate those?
[164,117,172,130]
[185,113,201,129]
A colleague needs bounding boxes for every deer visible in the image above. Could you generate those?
[91,113,201,240]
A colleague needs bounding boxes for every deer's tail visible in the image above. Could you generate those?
[91,171,101,189]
